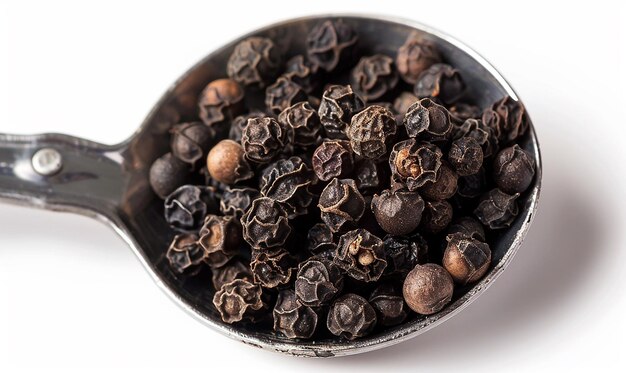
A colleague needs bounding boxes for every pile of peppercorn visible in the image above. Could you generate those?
[148,19,536,341]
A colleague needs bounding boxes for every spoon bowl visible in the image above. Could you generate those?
[0,14,541,357]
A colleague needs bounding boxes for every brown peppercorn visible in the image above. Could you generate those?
[449,137,484,176]
[447,216,486,242]
[170,122,216,166]
[312,140,354,181]
[369,283,408,327]
[241,197,291,249]
[443,233,491,284]
[250,248,296,289]
[371,188,424,236]
[474,188,519,229]
[265,76,308,115]
[414,63,465,105]
[403,98,452,141]
[227,37,281,88]
[198,79,244,133]
[278,101,322,148]
[318,84,365,139]
[213,279,265,324]
[348,105,398,160]
[165,233,205,274]
[493,144,535,194]
[273,289,318,339]
[198,214,242,268]
[335,229,387,282]
[206,139,253,185]
[393,92,419,122]
[327,293,377,340]
[306,20,357,72]
[350,54,399,101]
[421,200,453,234]
[419,162,458,201]
[403,263,454,315]
[241,116,291,164]
[318,178,365,232]
[228,111,266,143]
[396,34,441,85]
[389,139,443,191]
[295,257,344,307]
[149,152,189,199]
[211,258,252,291]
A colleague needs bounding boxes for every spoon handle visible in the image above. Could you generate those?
[0,132,125,219]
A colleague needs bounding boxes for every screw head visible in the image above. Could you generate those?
[31,148,63,176]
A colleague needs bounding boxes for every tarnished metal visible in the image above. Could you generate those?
[0,14,541,357]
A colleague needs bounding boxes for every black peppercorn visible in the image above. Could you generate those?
[457,168,488,199]
[493,144,535,194]
[259,156,315,218]
[273,289,318,339]
[389,139,443,191]
[198,79,244,133]
[164,185,218,231]
[348,105,397,160]
[206,139,253,185]
[414,63,465,105]
[353,159,386,195]
[242,116,291,164]
[449,103,481,125]
[369,283,408,327]
[149,153,189,199]
[403,263,454,315]
[490,96,528,143]
[278,101,322,149]
[327,293,377,340]
[250,248,296,288]
[165,233,205,274]
[229,111,267,143]
[265,76,308,115]
[213,278,265,324]
[403,98,452,141]
[306,20,357,72]
[474,188,519,229]
[443,233,491,284]
[396,33,441,85]
[241,197,291,249]
[371,187,424,236]
[421,200,453,234]
[419,162,458,201]
[211,258,252,291]
[170,122,216,167]
[312,140,354,181]
[198,214,241,268]
[335,229,387,282]
[393,92,419,123]
[295,257,344,307]
[306,223,337,257]
[449,137,484,176]
[284,55,320,93]
[220,187,260,219]
[227,37,281,88]
[383,234,428,276]
[318,84,365,139]
[454,118,498,158]
[350,54,399,101]
[318,178,365,233]
[447,217,486,242]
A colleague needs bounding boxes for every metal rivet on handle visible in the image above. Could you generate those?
[31,148,63,176]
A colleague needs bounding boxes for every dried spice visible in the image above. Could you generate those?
[259,156,314,217]
[493,144,535,194]
[312,140,354,181]
[419,162,458,201]
[383,234,428,276]
[306,223,336,256]
[353,159,385,194]
[265,76,308,114]
[206,140,253,185]
[350,54,399,101]
[421,200,453,234]
[443,233,492,284]
[164,185,218,230]
[454,118,498,158]
[250,248,296,288]
[335,229,387,282]
[474,188,519,229]
[273,289,318,339]
[229,111,266,143]
[227,37,281,88]
[211,259,252,291]
[449,103,481,124]
[447,217,486,242]
[284,55,319,93]
[242,116,291,164]
[278,101,321,148]
[369,283,408,326]
[371,187,424,236]
[170,122,216,166]
[198,79,244,132]
[220,187,260,219]
[149,153,189,199]
[389,139,443,191]
[213,279,265,324]
[414,63,465,105]
[198,214,241,268]
[295,257,344,306]
[403,263,454,315]
[306,20,357,72]
[396,34,441,85]
[318,84,365,139]
[393,92,419,123]
[327,294,377,340]
[457,168,487,199]
[348,105,397,159]
[403,98,452,141]
[318,178,365,232]
[491,96,528,143]
[448,137,483,176]
[241,197,291,249]
[165,233,205,274]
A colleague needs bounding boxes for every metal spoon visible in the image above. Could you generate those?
[0,14,542,357]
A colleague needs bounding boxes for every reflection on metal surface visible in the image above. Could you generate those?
[31,148,63,176]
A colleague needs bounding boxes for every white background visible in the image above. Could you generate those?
[1,1,626,372]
